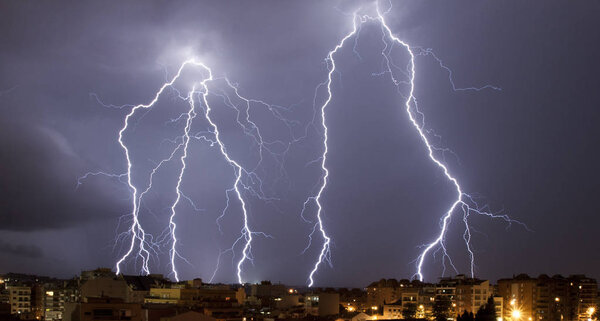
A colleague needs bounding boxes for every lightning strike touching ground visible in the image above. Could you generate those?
[374,10,528,281]
[81,59,289,282]
[199,69,259,285]
[304,14,364,288]
[305,3,527,286]
[113,59,205,279]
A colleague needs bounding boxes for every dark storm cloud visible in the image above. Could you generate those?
[0,120,126,231]
[0,239,43,259]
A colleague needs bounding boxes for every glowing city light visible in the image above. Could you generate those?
[511,310,522,319]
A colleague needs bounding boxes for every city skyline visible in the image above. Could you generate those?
[2,268,598,321]
[1,0,600,288]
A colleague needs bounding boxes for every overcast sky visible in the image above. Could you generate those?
[1,0,599,287]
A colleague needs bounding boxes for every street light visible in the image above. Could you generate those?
[511,309,522,320]
[587,306,596,320]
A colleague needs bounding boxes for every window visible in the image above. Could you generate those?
[93,309,113,317]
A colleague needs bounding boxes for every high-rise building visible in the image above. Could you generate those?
[498,274,598,321]
[567,275,597,321]
[455,280,492,314]
[44,279,81,321]
[7,286,31,316]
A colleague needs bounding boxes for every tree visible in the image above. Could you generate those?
[475,297,497,321]
[403,303,417,319]
[433,296,452,321]
[457,310,474,321]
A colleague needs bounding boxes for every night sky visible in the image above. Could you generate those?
[1,1,600,287]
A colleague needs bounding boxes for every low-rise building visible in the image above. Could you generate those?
[64,297,142,321]
[305,292,340,316]
[383,300,402,319]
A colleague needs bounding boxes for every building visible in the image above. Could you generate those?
[64,297,142,321]
[418,285,437,319]
[249,282,287,300]
[366,279,403,308]
[145,287,201,306]
[498,274,544,321]
[305,292,340,316]
[165,311,217,321]
[493,296,503,319]
[400,287,420,318]
[383,300,402,319]
[44,280,81,321]
[455,279,491,314]
[366,279,428,310]
[122,275,168,304]
[336,312,374,321]
[567,275,597,321]
[44,288,64,321]
[80,269,116,282]
[7,286,31,316]
[498,274,598,321]
[339,288,367,313]
[80,277,129,301]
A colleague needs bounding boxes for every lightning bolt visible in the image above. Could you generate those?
[83,58,288,283]
[305,2,528,285]
[199,70,258,284]
[112,59,207,278]
[200,77,295,283]
[303,14,365,288]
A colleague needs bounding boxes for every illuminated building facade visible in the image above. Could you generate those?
[7,285,31,315]
[498,274,598,321]
[455,280,492,314]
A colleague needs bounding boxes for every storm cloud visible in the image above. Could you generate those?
[0,239,43,259]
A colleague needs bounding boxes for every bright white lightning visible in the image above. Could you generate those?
[305,14,366,288]
[85,58,282,283]
[375,10,527,282]
[114,59,206,278]
[199,70,256,285]
[165,84,200,282]
[306,4,527,285]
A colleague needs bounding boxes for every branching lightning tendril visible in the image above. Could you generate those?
[304,3,528,286]
[81,59,287,282]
